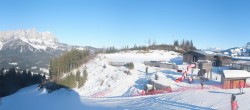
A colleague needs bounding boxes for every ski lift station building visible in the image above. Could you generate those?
[183,50,232,66]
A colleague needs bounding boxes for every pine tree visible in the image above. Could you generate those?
[48,49,93,88]
[76,70,80,82]
[185,40,190,51]
[181,39,185,48]
[174,40,179,46]
[42,74,46,82]
[190,40,194,50]
[0,68,4,85]
[82,69,88,86]
[0,71,3,87]
[134,44,137,49]
[27,71,32,84]
[0,68,45,97]
[49,59,53,80]
[185,40,190,47]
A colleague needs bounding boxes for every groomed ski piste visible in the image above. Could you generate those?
[1,50,250,110]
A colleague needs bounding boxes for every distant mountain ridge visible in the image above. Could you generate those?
[0,29,58,50]
[0,29,98,73]
[244,42,250,50]
[219,42,250,57]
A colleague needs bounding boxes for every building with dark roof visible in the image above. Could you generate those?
[183,50,232,66]
[183,50,213,63]
[214,54,232,66]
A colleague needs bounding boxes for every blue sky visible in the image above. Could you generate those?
[0,0,250,49]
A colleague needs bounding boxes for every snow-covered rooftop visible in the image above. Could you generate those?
[223,70,250,78]
[184,50,213,56]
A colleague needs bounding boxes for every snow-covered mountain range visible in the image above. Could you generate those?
[0,29,58,50]
[219,43,250,57]
[202,42,250,58]
[0,29,97,73]
[0,29,89,51]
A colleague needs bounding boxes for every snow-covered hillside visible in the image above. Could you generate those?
[77,50,182,97]
[1,50,250,110]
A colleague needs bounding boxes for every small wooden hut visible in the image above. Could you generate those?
[221,70,250,89]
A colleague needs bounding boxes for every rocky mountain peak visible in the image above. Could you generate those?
[0,29,98,73]
[0,29,59,50]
